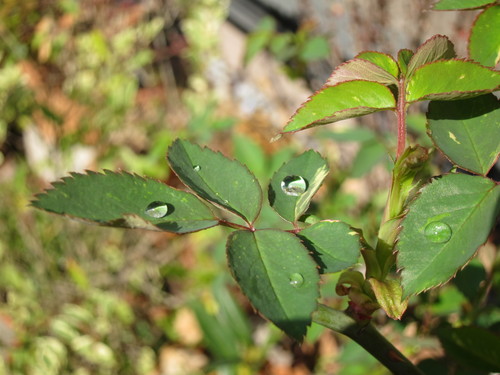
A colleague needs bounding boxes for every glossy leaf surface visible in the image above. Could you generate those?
[227,230,320,340]
[469,5,500,67]
[406,35,456,78]
[268,150,328,222]
[432,0,495,10]
[168,139,262,223]
[427,94,500,175]
[406,60,500,102]
[355,51,399,78]
[326,59,398,86]
[298,220,361,273]
[282,81,396,133]
[397,174,500,298]
[32,171,218,233]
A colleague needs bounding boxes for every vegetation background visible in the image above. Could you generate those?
[0,0,496,374]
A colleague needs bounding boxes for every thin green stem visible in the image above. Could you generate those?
[313,304,424,375]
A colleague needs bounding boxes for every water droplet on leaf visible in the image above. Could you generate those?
[289,273,304,288]
[145,201,170,218]
[424,221,452,243]
[193,165,201,172]
[281,176,307,196]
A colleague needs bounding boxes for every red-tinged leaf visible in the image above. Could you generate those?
[355,51,400,78]
[406,59,500,102]
[406,35,456,78]
[398,49,414,77]
[282,81,396,133]
[469,5,500,67]
[326,58,398,86]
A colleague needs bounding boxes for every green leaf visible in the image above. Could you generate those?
[406,35,456,78]
[268,150,328,222]
[298,220,362,273]
[427,94,500,175]
[469,5,500,67]
[355,51,400,78]
[226,230,320,340]
[397,49,414,77]
[283,81,396,133]
[327,59,398,86]
[367,278,408,320]
[406,60,500,102]
[432,0,495,10]
[167,139,262,224]
[320,127,376,142]
[397,173,500,298]
[32,171,218,233]
[299,36,330,61]
[438,326,500,372]
[244,17,276,64]
[350,139,387,177]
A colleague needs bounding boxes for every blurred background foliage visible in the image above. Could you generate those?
[0,0,497,374]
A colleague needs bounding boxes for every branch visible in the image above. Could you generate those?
[312,304,424,375]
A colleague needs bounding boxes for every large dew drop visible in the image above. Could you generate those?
[145,201,170,219]
[193,165,201,172]
[281,176,307,196]
[424,221,452,243]
[289,273,305,288]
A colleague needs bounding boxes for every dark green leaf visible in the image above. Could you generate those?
[469,5,500,67]
[355,51,399,78]
[427,94,500,175]
[406,60,500,102]
[227,230,320,340]
[406,35,456,78]
[32,171,218,233]
[432,0,495,10]
[298,220,361,273]
[167,139,262,224]
[268,150,328,222]
[327,59,398,86]
[397,49,414,77]
[397,173,500,298]
[283,81,396,133]
[438,326,500,372]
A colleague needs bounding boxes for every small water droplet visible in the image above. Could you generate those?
[145,201,170,218]
[193,165,201,172]
[424,221,452,243]
[281,176,307,196]
[289,273,304,288]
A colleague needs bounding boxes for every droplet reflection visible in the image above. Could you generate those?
[289,273,304,288]
[424,221,452,243]
[281,176,307,196]
[145,201,170,219]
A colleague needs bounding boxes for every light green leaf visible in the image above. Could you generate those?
[268,150,328,222]
[368,278,408,320]
[167,139,262,224]
[320,127,376,142]
[397,174,500,298]
[32,171,218,233]
[227,230,320,340]
[299,36,330,61]
[427,94,500,175]
[327,59,398,86]
[438,326,500,372]
[356,51,400,78]
[406,35,456,78]
[397,49,414,77]
[283,81,396,133]
[298,220,361,273]
[351,139,387,177]
[244,17,276,64]
[406,60,500,102]
[432,0,495,10]
[469,5,500,67]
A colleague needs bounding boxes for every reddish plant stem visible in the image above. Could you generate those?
[396,78,407,159]
[218,219,253,231]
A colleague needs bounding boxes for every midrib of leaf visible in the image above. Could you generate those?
[462,121,487,171]
[403,184,495,288]
[253,232,293,320]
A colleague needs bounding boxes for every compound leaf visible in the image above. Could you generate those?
[227,230,320,340]
[282,81,396,133]
[469,5,500,67]
[406,35,456,78]
[167,139,262,224]
[327,58,398,86]
[268,150,328,222]
[355,51,400,78]
[427,94,500,175]
[397,173,500,298]
[406,60,500,102]
[298,220,361,273]
[32,170,218,233]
